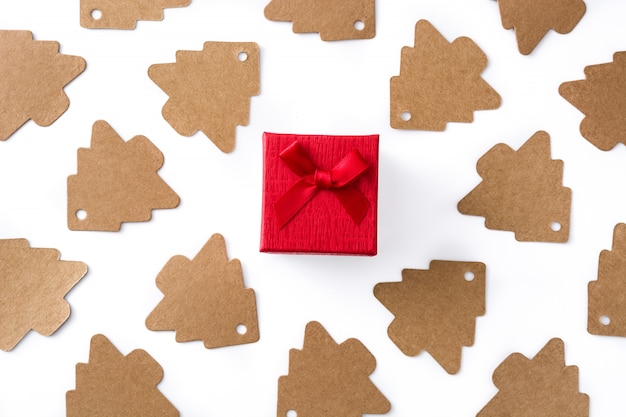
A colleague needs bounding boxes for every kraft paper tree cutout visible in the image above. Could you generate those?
[498,0,586,55]
[390,20,501,130]
[67,120,180,231]
[264,0,375,41]
[374,260,486,374]
[559,52,626,151]
[278,321,390,417]
[477,338,589,417]
[0,239,87,351]
[66,334,179,417]
[588,223,626,336]
[149,42,260,153]
[458,131,571,242]
[146,233,259,348]
[80,0,190,29]
[0,30,85,141]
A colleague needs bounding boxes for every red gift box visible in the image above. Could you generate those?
[260,132,379,255]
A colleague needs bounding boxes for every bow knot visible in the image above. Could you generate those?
[314,169,332,189]
[274,141,370,228]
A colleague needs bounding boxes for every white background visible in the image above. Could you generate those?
[1,1,626,416]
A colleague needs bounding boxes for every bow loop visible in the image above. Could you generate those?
[274,141,370,228]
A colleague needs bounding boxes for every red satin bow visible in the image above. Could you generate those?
[274,141,370,228]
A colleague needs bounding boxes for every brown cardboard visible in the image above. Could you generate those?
[559,52,626,151]
[458,131,571,242]
[66,334,179,417]
[278,321,390,417]
[264,0,375,41]
[0,239,87,352]
[390,20,501,131]
[80,0,191,29]
[148,42,260,153]
[498,0,586,55]
[477,338,589,416]
[67,120,180,231]
[146,233,259,348]
[588,223,626,336]
[374,260,486,374]
[0,30,86,141]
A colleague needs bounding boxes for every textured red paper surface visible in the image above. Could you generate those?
[261,132,379,255]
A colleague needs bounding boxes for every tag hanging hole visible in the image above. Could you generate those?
[91,9,102,20]
[76,209,87,220]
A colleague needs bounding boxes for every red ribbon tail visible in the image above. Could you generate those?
[334,185,370,225]
[274,178,318,228]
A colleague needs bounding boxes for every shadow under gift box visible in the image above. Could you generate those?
[260,132,379,256]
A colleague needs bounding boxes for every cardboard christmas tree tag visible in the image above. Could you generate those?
[559,52,626,151]
[374,260,486,374]
[458,131,571,242]
[588,223,626,336]
[0,239,87,351]
[149,42,260,153]
[66,334,179,417]
[498,0,586,55]
[146,233,259,348]
[264,0,375,41]
[278,321,390,417]
[477,338,589,416]
[0,30,86,141]
[80,0,191,29]
[390,20,501,131]
[67,120,180,231]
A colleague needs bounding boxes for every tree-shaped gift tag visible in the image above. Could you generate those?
[458,131,571,242]
[66,334,179,417]
[390,20,501,131]
[146,233,259,348]
[0,239,87,351]
[67,120,180,231]
[0,30,85,141]
[149,42,260,153]
[80,0,191,29]
[278,321,390,417]
[477,338,589,417]
[264,0,375,40]
[498,0,586,55]
[588,223,626,336]
[559,52,626,151]
[374,260,485,374]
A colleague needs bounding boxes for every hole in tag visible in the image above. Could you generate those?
[236,324,247,335]
[91,9,102,20]
[600,315,611,326]
[238,52,248,62]
[76,209,87,220]
[286,410,297,417]
[401,111,411,121]
[551,222,561,232]
[464,271,475,281]
[354,20,365,30]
